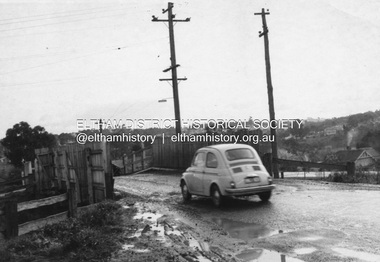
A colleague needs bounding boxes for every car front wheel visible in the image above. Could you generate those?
[181,182,192,203]
[258,191,272,202]
[211,185,223,207]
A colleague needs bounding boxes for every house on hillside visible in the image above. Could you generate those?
[325,148,378,169]
[324,125,344,136]
[364,147,380,162]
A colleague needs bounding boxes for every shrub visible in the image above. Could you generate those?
[2,200,125,262]
[78,200,123,227]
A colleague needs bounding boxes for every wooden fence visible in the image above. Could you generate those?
[272,157,355,178]
[32,142,113,203]
[122,134,262,173]
[123,147,153,174]
[0,142,114,239]
[151,135,260,170]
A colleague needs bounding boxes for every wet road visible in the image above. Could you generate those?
[115,172,380,262]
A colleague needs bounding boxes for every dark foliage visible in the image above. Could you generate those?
[1,122,56,167]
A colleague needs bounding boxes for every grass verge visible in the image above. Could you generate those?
[0,199,137,262]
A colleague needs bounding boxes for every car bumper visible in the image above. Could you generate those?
[224,185,275,196]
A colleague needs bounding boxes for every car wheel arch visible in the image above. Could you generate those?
[209,182,221,196]
[180,178,190,190]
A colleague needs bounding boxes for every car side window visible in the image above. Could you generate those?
[192,152,206,167]
[206,152,218,168]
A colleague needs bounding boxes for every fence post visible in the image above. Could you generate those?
[106,162,114,200]
[262,153,273,176]
[142,149,145,170]
[347,162,355,177]
[85,148,94,204]
[61,150,71,190]
[34,158,41,198]
[68,183,77,218]
[4,200,18,238]
[54,150,62,190]
[122,154,126,175]
[101,141,113,200]
[132,152,135,173]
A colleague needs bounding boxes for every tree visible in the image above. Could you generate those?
[1,122,56,167]
[57,133,75,145]
[289,119,310,139]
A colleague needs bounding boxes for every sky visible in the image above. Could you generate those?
[1,0,380,137]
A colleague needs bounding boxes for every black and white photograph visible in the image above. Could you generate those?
[0,0,379,261]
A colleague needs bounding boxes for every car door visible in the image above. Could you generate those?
[187,151,206,194]
[202,151,220,195]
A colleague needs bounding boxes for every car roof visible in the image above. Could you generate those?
[203,143,254,152]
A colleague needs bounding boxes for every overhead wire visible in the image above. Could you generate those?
[1,3,172,131]
[0,21,126,39]
[0,11,129,33]
[0,6,130,26]
[0,36,168,76]
[0,2,154,23]
[0,5,123,22]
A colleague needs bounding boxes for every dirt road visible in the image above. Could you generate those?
[114,171,380,262]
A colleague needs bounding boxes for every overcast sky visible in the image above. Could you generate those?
[1,0,379,136]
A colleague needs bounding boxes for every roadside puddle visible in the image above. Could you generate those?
[212,218,308,261]
[236,248,305,262]
[130,204,212,261]
[211,217,279,241]
[332,248,380,262]
[293,247,317,255]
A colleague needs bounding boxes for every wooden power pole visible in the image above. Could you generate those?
[152,2,190,134]
[254,8,279,178]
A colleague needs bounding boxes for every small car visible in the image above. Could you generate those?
[180,143,275,207]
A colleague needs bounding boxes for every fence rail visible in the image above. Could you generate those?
[273,157,355,178]
[0,142,114,239]
[123,147,153,174]
[275,158,349,171]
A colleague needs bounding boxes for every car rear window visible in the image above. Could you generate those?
[225,148,255,161]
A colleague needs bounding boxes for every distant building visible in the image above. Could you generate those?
[306,117,325,123]
[363,147,380,161]
[324,125,344,136]
[325,148,377,169]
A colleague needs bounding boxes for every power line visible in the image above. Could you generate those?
[0,36,168,61]
[0,11,128,33]
[0,37,168,75]
[0,66,161,89]
[0,21,125,39]
[0,5,120,22]
[0,6,129,26]
[0,3,153,23]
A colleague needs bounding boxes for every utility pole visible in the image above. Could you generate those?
[152,2,190,134]
[99,119,103,134]
[254,8,279,178]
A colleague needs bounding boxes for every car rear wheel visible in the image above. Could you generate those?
[181,182,192,202]
[258,191,272,202]
[211,185,223,207]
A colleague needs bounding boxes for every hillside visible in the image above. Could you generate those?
[277,110,380,162]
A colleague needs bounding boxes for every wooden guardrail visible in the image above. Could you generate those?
[275,158,349,170]
[0,174,35,195]
[273,157,355,178]
[124,147,153,174]
[0,184,78,239]
[0,142,114,239]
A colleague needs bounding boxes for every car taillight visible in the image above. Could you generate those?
[267,177,273,185]
[230,181,236,188]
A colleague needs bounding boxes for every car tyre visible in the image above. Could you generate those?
[211,185,223,207]
[258,191,272,202]
[181,181,192,203]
